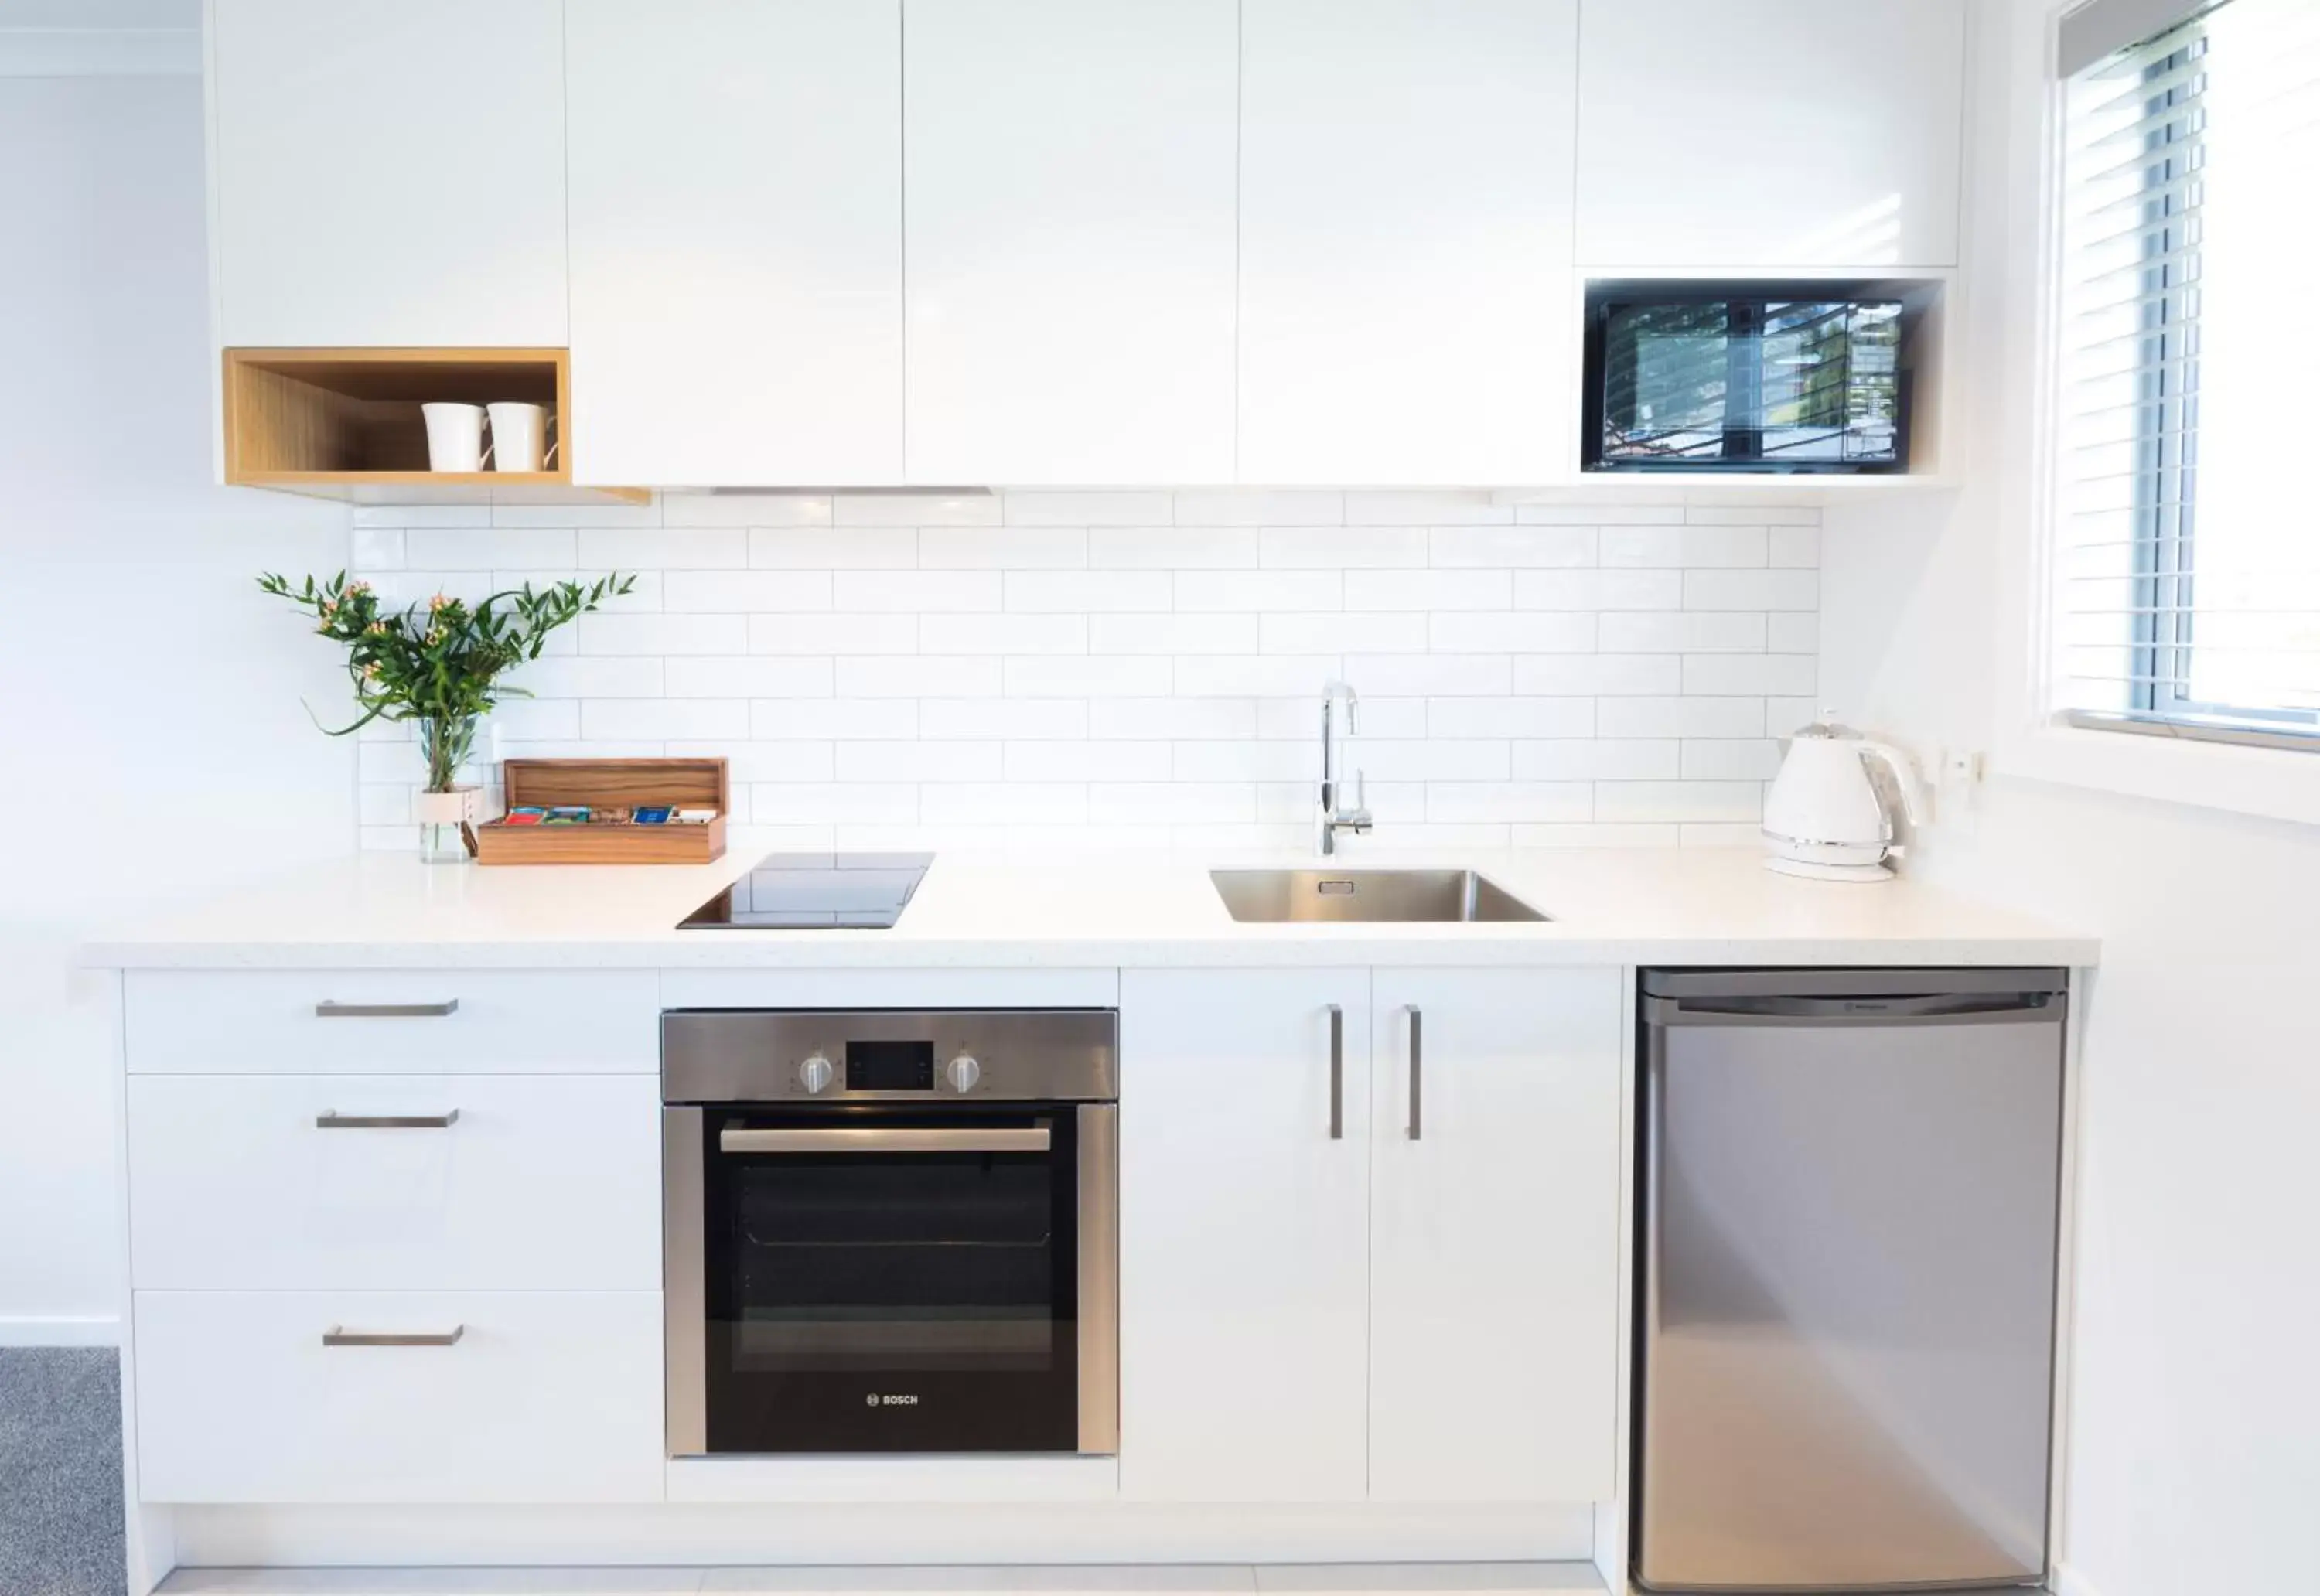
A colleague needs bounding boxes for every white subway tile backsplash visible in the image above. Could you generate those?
[1090,612,1257,655]
[1005,740,1172,783]
[1003,490,1172,526]
[838,656,1005,698]
[1427,612,1597,654]
[835,571,1003,612]
[1175,570,1342,612]
[1261,526,1426,568]
[580,697,752,742]
[840,741,1004,783]
[1682,653,1817,696]
[920,613,1087,655]
[1428,526,1596,568]
[578,527,748,569]
[1005,656,1173,698]
[1261,612,1429,656]
[1427,697,1595,738]
[836,493,998,527]
[1513,569,1682,610]
[1088,526,1256,569]
[1680,738,1784,780]
[406,527,576,570]
[1006,571,1173,612]
[1343,568,1511,611]
[1174,489,1343,527]
[349,491,1821,851]
[923,698,1089,739]
[662,571,834,612]
[1684,569,1819,611]
[749,612,919,656]
[751,526,916,569]
[921,527,1088,569]
[1595,780,1764,824]
[1343,490,1510,525]
[1512,738,1681,780]
[744,699,919,741]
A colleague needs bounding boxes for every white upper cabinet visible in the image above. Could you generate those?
[1118,969,1372,1503]
[902,0,1240,485]
[208,0,568,347]
[1574,0,1967,268]
[1367,967,1625,1504]
[1237,0,1578,486]
[565,1,903,486]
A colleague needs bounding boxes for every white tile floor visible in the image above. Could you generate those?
[156,1564,1611,1596]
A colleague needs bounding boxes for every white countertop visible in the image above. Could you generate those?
[82,847,2097,970]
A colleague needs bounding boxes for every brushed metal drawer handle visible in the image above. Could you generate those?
[314,1110,459,1130]
[314,1000,460,1018]
[1327,1003,1344,1141]
[322,1325,464,1348]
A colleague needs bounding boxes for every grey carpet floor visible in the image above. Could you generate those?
[0,1348,125,1596]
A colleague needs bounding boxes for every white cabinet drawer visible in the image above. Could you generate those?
[125,970,658,1075]
[128,1075,660,1291]
[133,1290,664,1503]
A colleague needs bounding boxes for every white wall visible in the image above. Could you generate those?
[0,71,352,1339]
[1823,2,2320,1590]
[348,491,1825,856]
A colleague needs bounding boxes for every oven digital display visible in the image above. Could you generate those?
[845,1040,934,1091]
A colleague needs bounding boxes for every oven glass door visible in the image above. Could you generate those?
[700,1104,1081,1453]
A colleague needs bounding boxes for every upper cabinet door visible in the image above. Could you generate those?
[209,0,567,347]
[1368,967,1624,1504]
[1574,0,1966,268]
[903,0,1240,486]
[565,1,902,486]
[1238,0,1578,486]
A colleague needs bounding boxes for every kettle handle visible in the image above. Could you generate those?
[1856,742,1925,828]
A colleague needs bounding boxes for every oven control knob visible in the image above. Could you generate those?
[798,1053,836,1095]
[946,1053,982,1094]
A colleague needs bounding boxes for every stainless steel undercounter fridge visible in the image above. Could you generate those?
[1635,968,2068,1593]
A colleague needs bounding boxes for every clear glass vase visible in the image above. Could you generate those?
[415,715,479,865]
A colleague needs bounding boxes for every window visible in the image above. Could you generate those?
[2055,0,2320,749]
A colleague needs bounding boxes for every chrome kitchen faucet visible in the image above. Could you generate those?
[1318,680,1373,856]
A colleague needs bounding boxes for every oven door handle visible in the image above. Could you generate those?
[718,1126,1052,1155]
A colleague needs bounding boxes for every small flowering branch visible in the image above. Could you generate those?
[256,571,634,746]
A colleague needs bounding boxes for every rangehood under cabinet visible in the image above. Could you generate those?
[205,0,1967,496]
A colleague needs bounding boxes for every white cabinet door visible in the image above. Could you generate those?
[1574,0,1966,268]
[1238,0,1578,486]
[134,1289,662,1502]
[127,1074,660,1291]
[1369,967,1624,1503]
[903,0,1239,485]
[1118,969,1371,1502]
[209,0,568,346]
[565,1,902,486]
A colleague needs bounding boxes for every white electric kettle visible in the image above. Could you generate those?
[1761,714,1923,882]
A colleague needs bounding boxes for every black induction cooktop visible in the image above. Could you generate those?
[677,852,933,931]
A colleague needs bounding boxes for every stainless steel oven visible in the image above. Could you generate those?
[661,1008,1118,1457]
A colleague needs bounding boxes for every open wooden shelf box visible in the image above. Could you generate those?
[220,346,645,503]
[475,758,728,866]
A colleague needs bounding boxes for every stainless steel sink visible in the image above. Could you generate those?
[1210,868,1548,924]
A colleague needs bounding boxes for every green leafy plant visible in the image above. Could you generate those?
[258,570,633,790]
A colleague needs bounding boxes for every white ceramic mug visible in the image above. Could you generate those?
[486,401,558,473]
[420,402,492,472]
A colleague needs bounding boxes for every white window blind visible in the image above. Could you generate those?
[2056,0,2320,749]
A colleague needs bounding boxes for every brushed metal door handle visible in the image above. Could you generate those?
[315,1110,459,1130]
[322,1325,464,1348]
[719,1126,1050,1154]
[1327,1004,1344,1141]
[1407,1005,1423,1141]
[314,1000,459,1018]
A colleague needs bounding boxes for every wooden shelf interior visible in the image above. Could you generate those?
[223,347,568,480]
[476,758,729,866]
